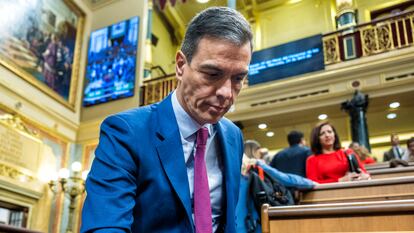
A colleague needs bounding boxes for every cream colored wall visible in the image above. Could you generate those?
[80,0,148,122]
[152,9,177,76]
[355,0,411,23]
[257,0,335,50]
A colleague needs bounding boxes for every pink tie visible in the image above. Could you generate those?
[194,127,212,233]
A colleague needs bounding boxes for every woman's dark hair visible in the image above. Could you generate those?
[310,121,341,155]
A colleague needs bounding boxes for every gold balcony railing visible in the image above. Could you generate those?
[323,10,414,65]
[140,73,177,106]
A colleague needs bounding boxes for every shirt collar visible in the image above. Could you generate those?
[171,91,213,139]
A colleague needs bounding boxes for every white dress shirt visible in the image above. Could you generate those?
[171,91,223,232]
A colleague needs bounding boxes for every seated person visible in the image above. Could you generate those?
[349,142,376,165]
[383,133,406,161]
[237,140,315,233]
[270,130,311,177]
[402,137,414,162]
[306,122,370,183]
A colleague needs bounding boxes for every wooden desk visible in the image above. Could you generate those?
[299,176,414,204]
[365,162,389,170]
[370,166,414,179]
[261,199,414,233]
[365,162,414,171]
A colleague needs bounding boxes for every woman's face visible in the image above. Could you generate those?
[319,124,336,150]
[254,148,262,159]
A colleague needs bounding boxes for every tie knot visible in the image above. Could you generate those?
[197,127,209,146]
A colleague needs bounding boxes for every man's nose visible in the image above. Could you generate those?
[216,78,233,99]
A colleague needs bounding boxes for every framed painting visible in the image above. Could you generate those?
[0,0,85,110]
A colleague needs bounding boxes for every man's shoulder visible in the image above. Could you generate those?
[218,117,240,132]
[276,147,290,157]
[110,105,152,119]
[102,104,158,130]
[384,147,393,155]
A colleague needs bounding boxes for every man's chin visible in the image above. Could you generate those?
[202,114,224,124]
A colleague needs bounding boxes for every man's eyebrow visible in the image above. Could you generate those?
[199,64,248,75]
[198,64,222,72]
[236,71,249,77]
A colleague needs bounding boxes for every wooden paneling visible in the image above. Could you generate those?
[262,200,414,233]
[366,162,414,171]
[300,176,414,204]
[370,166,414,179]
[365,162,390,170]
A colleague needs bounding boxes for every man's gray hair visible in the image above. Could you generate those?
[181,6,253,63]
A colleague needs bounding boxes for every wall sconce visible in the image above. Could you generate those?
[49,162,89,233]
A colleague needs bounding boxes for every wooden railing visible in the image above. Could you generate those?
[140,73,177,106]
[261,199,414,233]
[323,10,414,64]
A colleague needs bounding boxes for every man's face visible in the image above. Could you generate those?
[391,135,400,146]
[350,142,360,151]
[408,141,414,153]
[175,37,251,125]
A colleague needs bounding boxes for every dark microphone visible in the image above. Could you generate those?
[345,151,361,173]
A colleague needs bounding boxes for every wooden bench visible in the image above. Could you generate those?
[365,162,390,170]
[261,199,414,233]
[370,166,414,179]
[299,176,414,204]
[365,161,414,171]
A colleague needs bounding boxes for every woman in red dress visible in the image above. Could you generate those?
[306,122,370,183]
[349,142,376,165]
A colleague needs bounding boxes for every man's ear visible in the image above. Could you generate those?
[176,51,186,81]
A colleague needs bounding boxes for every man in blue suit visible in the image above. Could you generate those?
[81,7,253,233]
[270,130,311,177]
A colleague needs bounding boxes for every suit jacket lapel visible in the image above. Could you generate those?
[153,95,194,228]
[217,121,238,232]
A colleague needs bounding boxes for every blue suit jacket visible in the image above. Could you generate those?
[81,95,244,233]
[270,145,311,177]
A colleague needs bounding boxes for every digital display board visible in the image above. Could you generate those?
[83,16,139,107]
[248,34,324,85]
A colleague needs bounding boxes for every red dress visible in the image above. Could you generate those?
[306,149,367,183]
[361,156,375,165]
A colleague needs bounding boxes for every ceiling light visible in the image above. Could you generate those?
[389,102,400,109]
[258,123,267,129]
[386,113,397,119]
[196,0,210,3]
[266,131,274,137]
[318,114,328,120]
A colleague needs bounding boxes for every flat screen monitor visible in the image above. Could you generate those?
[83,16,139,106]
[248,34,324,85]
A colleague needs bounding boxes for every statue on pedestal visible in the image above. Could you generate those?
[341,90,371,151]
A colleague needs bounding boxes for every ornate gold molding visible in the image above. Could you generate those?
[0,163,35,183]
[0,114,39,137]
